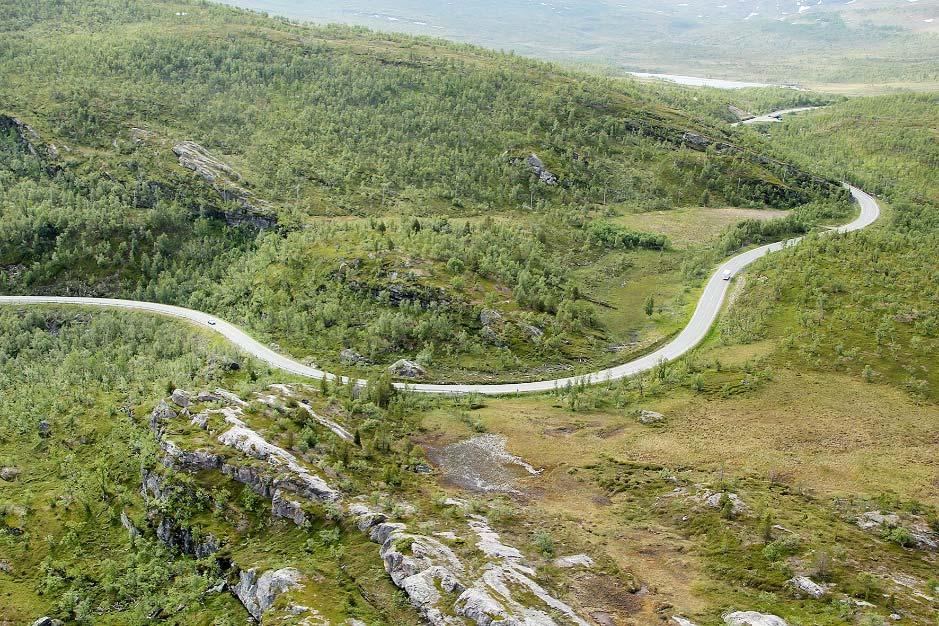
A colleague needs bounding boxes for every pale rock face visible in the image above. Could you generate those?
[788,575,826,598]
[349,503,387,531]
[857,511,900,530]
[234,567,303,620]
[637,409,665,424]
[272,489,307,526]
[552,554,594,569]
[389,359,427,378]
[170,388,191,408]
[705,492,748,515]
[724,611,789,626]
[672,617,699,626]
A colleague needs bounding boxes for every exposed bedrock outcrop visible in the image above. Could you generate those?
[144,388,592,625]
[171,141,277,230]
[233,567,303,621]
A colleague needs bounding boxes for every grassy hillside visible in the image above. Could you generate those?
[0,0,851,383]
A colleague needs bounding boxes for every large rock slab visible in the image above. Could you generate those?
[233,567,303,621]
[724,611,789,626]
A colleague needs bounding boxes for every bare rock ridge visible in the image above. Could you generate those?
[172,141,277,229]
[141,385,594,624]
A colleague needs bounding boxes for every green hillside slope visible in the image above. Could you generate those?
[0,0,850,383]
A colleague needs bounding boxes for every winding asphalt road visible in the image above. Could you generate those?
[0,186,879,395]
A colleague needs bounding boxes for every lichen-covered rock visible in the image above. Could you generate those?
[857,510,900,530]
[389,359,426,378]
[479,309,503,327]
[233,567,303,621]
[705,492,748,515]
[161,439,224,471]
[170,388,191,408]
[788,575,826,598]
[349,503,387,532]
[196,390,221,403]
[155,516,220,558]
[0,467,20,481]
[150,401,177,432]
[340,348,368,366]
[272,490,307,526]
[637,409,665,424]
[552,554,594,569]
[724,612,789,626]
[527,153,558,185]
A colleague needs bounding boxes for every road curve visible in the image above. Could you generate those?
[0,186,879,395]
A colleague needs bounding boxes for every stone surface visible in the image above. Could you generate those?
[705,492,747,515]
[637,409,665,424]
[272,490,307,526]
[340,348,368,366]
[857,511,900,530]
[0,467,20,481]
[552,554,595,569]
[389,359,427,378]
[527,153,558,185]
[170,388,191,408]
[233,567,303,621]
[724,611,789,626]
[788,575,826,598]
[673,618,699,626]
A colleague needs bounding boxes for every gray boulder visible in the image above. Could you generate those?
[724,612,788,626]
[552,554,595,569]
[857,510,900,530]
[170,388,191,408]
[527,153,558,185]
[196,391,221,403]
[150,401,177,432]
[637,410,665,424]
[340,348,368,366]
[389,359,426,378]
[706,492,748,515]
[788,575,826,598]
[479,309,503,327]
[272,490,307,526]
[0,467,20,481]
[234,567,302,621]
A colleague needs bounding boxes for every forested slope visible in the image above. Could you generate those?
[0,0,852,382]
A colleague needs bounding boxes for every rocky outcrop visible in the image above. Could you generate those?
[272,489,307,526]
[856,510,899,530]
[156,516,220,559]
[673,618,699,626]
[389,359,426,378]
[233,567,303,621]
[150,401,178,433]
[527,153,558,185]
[637,409,665,424]
[724,612,788,626]
[170,388,191,408]
[788,575,825,598]
[552,554,594,569]
[143,388,590,626]
[0,115,60,165]
[705,492,748,516]
[173,141,242,184]
[340,348,368,366]
[172,141,277,230]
